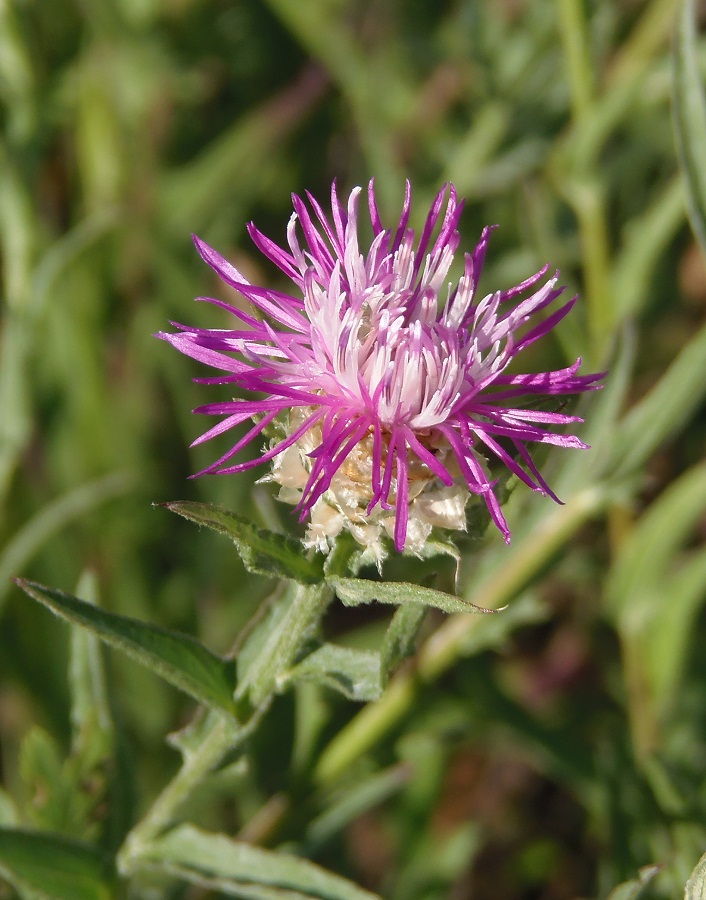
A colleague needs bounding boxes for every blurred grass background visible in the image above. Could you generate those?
[2,0,706,897]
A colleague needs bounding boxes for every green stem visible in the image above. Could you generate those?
[314,486,608,786]
[117,713,241,872]
[239,580,334,708]
[118,579,333,873]
[556,0,593,122]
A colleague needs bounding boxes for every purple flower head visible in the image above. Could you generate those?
[159,181,603,562]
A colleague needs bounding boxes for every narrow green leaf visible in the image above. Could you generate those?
[69,571,114,751]
[68,571,134,851]
[673,0,706,255]
[644,548,706,716]
[549,326,635,500]
[286,644,382,702]
[380,604,427,684]
[329,576,498,615]
[305,766,410,853]
[605,465,706,741]
[606,865,660,900]
[163,501,324,584]
[605,464,706,622]
[608,318,706,479]
[685,850,706,900]
[613,177,685,321]
[140,823,381,899]
[0,827,113,900]
[0,471,132,611]
[14,579,237,714]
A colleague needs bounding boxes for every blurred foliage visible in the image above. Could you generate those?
[2,0,706,897]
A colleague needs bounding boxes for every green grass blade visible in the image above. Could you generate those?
[673,0,706,255]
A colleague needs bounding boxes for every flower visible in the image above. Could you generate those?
[159,181,603,562]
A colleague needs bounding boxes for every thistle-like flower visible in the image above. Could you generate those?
[160,181,602,562]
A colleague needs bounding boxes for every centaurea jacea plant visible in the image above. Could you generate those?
[160,181,602,562]
[11,183,604,899]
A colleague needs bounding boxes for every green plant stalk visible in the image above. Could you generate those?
[117,713,240,873]
[574,181,614,361]
[556,0,594,121]
[606,0,681,88]
[314,485,608,785]
[239,580,335,709]
[621,632,659,763]
[555,0,615,362]
[117,580,333,873]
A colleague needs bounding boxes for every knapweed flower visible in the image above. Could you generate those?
[159,181,602,563]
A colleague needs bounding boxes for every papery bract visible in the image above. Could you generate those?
[159,181,603,562]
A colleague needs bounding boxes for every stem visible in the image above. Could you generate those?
[314,486,608,786]
[239,579,334,708]
[117,714,241,872]
[556,0,593,122]
[118,579,333,873]
[572,179,613,363]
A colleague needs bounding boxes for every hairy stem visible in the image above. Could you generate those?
[118,579,333,873]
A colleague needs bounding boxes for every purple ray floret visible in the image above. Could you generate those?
[159,180,603,555]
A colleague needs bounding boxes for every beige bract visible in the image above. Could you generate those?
[265,410,470,565]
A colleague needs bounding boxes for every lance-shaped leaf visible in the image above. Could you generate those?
[606,865,660,900]
[163,501,325,583]
[328,577,499,615]
[138,823,381,899]
[673,0,706,256]
[685,849,706,900]
[304,765,410,854]
[286,644,382,702]
[608,316,706,480]
[286,606,428,703]
[605,464,706,725]
[0,827,114,900]
[14,579,237,715]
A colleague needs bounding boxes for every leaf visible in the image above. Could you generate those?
[380,604,427,684]
[0,471,132,612]
[604,865,661,900]
[304,765,410,853]
[0,827,113,900]
[613,177,685,321]
[139,823,381,899]
[67,571,134,850]
[19,726,65,831]
[605,464,706,746]
[605,464,706,623]
[673,0,706,256]
[329,576,499,615]
[0,789,19,828]
[163,501,324,584]
[14,579,237,715]
[286,644,382,702]
[685,850,706,900]
[608,317,706,480]
[68,572,114,758]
